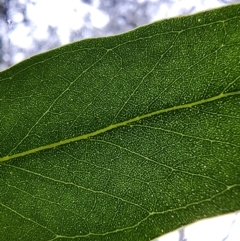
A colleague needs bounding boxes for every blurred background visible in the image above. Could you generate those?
[0,0,240,240]
[1,0,240,70]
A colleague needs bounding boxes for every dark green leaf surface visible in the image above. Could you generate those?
[1,4,240,241]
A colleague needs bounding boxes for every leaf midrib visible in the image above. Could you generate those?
[1,90,240,163]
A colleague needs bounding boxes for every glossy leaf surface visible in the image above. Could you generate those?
[1,4,240,241]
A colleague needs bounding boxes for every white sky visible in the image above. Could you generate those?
[4,0,240,240]
[7,0,227,65]
[157,212,240,241]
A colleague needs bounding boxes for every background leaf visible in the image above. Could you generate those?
[1,4,240,241]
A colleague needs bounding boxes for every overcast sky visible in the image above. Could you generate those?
[0,0,235,70]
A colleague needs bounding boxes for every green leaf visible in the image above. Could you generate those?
[1,4,240,241]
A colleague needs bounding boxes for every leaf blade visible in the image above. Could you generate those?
[1,4,240,241]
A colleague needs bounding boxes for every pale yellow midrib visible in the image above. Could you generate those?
[1,90,240,163]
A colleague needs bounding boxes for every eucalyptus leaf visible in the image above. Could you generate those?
[1,4,240,241]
